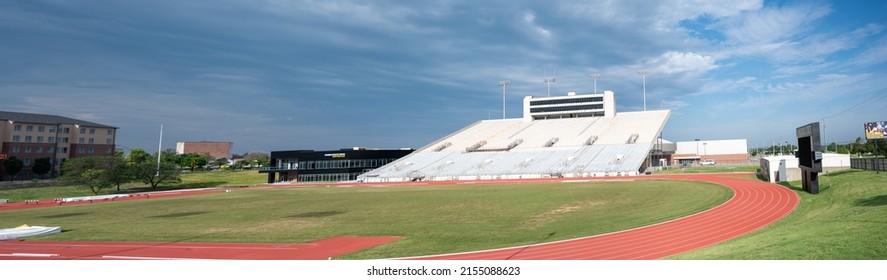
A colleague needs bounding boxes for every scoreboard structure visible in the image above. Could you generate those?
[796,122,823,194]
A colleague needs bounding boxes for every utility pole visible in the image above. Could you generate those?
[589,73,600,94]
[499,80,510,119]
[637,70,649,111]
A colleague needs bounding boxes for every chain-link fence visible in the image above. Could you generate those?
[850,158,887,171]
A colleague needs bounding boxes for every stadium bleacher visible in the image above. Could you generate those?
[359,92,670,182]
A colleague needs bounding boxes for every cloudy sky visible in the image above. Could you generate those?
[2,0,885,153]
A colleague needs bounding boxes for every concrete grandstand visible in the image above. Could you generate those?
[359,90,670,182]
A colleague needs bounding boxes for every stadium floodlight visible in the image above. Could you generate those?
[544,66,556,97]
[589,73,600,94]
[156,124,163,177]
[499,80,510,119]
[637,70,649,111]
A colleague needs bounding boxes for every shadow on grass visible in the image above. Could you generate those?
[290,210,345,218]
[151,211,208,218]
[119,181,227,194]
[856,195,887,207]
[39,212,91,219]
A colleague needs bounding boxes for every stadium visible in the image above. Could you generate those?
[360,90,670,182]
[1,88,827,261]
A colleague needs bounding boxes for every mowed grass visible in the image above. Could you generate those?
[0,180,730,259]
[671,169,887,259]
[0,170,265,202]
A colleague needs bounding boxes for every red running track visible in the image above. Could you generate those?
[407,173,799,260]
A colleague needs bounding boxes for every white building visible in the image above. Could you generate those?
[759,153,851,183]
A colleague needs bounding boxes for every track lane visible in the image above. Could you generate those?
[408,174,799,260]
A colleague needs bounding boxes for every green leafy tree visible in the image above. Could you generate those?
[127,148,152,164]
[32,157,52,178]
[104,156,133,192]
[159,149,178,164]
[243,152,270,167]
[178,153,208,171]
[132,161,181,189]
[212,158,230,170]
[60,156,113,195]
[2,156,24,181]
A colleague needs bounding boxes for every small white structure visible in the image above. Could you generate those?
[760,153,851,183]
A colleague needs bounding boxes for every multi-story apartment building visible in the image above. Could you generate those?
[0,111,117,180]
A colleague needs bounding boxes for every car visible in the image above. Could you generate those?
[700,160,716,166]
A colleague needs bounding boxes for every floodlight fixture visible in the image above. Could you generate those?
[589,73,600,94]
[637,70,649,111]
[499,80,510,119]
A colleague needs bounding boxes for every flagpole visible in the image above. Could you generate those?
[156,124,163,176]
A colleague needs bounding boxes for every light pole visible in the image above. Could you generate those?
[589,73,600,94]
[544,77,556,97]
[703,142,708,160]
[638,70,649,111]
[695,138,700,164]
[499,80,509,119]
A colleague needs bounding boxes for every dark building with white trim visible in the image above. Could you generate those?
[259,147,413,183]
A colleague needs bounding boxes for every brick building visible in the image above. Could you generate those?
[0,111,117,180]
[175,141,233,159]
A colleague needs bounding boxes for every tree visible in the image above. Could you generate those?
[127,148,152,164]
[242,152,270,167]
[178,153,208,171]
[2,156,24,181]
[32,157,52,178]
[60,156,114,195]
[104,156,134,192]
[212,158,230,170]
[132,161,181,189]
[159,149,178,164]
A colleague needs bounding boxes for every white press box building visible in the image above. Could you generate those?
[359,90,671,182]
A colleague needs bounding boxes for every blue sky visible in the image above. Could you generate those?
[2,0,885,153]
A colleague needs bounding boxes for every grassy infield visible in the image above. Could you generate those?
[1,168,885,259]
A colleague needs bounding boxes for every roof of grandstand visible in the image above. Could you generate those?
[360,91,670,182]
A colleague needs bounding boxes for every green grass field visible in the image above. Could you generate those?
[671,169,887,259]
[0,180,729,259]
[0,170,265,202]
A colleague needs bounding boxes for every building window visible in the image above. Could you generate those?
[12,135,20,142]
[38,126,45,132]
[106,147,113,153]
[89,128,95,134]
[62,147,68,153]
[62,137,69,144]
[80,128,86,134]
[14,124,21,131]
[49,127,56,133]
[79,138,85,144]
[23,158,30,166]
[88,147,94,154]
[107,129,113,135]
[78,147,85,153]
[48,147,55,153]
[25,136,32,142]
[24,146,31,153]
[106,139,112,145]
[26,125,33,132]
[11,147,19,153]
[36,147,43,153]
[63,128,70,134]
[89,138,94,144]
[49,137,55,143]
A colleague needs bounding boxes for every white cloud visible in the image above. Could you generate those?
[647,51,718,75]
[522,11,552,39]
